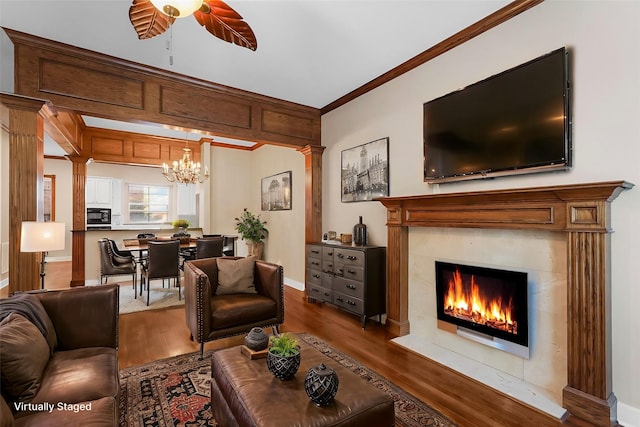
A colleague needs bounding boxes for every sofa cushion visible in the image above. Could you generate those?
[210,294,276,329]
[0,313,50,404]
[13,397,116,427]
[0,293,57,353]
[30,347,119,406]
[216,256,257,295]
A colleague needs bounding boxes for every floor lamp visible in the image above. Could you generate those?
[20,221,66,289]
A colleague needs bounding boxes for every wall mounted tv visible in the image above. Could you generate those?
[423,47,571,183]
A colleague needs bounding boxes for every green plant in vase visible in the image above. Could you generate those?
[234,208,268,259]
[172,218,190,236]
[267,333,300,380]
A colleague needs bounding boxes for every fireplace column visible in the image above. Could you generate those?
[563,202,616,426]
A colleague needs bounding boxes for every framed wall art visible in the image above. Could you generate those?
[341,137,389,202]
[261,171,292,211]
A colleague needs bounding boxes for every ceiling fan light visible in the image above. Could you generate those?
[150,0,203,18]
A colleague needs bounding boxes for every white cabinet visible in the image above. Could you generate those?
[86,177,112,207]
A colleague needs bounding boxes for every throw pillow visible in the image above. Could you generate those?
[216,256,257,295]
[0,292,57,353]
[0,313,50,403]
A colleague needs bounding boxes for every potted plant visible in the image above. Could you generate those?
[171,218,190,236]
[266,332,300,380]
[234,208,268,259]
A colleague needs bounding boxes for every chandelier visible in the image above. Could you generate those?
[162,141,209,184]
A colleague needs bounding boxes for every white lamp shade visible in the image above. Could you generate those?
[150,0,203,17]
[20,222,66,252]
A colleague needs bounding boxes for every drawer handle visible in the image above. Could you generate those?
[313,274,320,279]
[337,253,344,258]
[336,296,344,302]
[327,251,333,256]
[347,255,357,261]
[311,250,319,254]
[311,261,320,266]
[346,284,356,290]
[347,301,356,306]
[324,292,330,297]
[347,269,356,275]
[311,288,319,293]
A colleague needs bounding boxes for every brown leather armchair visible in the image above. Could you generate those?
[183,257,284,358]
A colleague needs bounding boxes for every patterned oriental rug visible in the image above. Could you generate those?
[119,333,457,427]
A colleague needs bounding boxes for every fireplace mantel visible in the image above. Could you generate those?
[377,180,633,426]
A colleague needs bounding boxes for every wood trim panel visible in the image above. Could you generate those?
[40,106,82,155]
[299,145,325,243]
[376,180,633,426]
[321,0,543,114]
[82,127,201,167]
[69,157,87,286]
[0,93,47,294]
[4,28,321,148]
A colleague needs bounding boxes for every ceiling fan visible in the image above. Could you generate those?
[129,0,257,51]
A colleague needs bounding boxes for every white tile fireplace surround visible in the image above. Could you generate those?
[395,227,567,418]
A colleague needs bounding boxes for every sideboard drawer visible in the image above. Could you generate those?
[333,291,363,315]
[306,268,322,286]
[306,245,322,260]
[334,248,365,267]
[307,283,332,303]
[333,276,364,299]
[307,257,322,270]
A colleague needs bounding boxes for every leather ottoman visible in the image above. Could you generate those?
[211,337,395,427]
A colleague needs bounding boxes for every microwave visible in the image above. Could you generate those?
[87,208,111,225]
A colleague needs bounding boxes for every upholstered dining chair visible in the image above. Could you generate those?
[140,239,181,306]
[180,236,224,269]
[183,256,284,358]
[98,238,136,288]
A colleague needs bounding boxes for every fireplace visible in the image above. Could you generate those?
[435,261,529,358]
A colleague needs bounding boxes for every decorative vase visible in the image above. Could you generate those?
[304,363,339,406]
[266,350,301,381]
[353,216,367,246]
[244,327,269,351]
[246,241,264,260]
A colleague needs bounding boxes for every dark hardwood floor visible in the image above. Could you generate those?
[6,261,591,427]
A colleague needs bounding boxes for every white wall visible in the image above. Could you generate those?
[321,1,640,423]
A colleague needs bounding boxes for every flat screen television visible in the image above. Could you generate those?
[423,47,571,183]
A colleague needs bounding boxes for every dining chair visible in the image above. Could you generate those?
[98,238,136,288]
[140,239,181,306]
[180,236,224,269]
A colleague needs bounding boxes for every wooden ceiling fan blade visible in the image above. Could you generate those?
[194,0,258,51]
[129,0,175,40]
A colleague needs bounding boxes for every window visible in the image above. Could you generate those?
[126,184,170,223]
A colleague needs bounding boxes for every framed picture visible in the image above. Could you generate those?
[261,171,292,211]
[341,137,389,202]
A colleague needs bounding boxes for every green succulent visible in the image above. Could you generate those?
[269,333,299,357]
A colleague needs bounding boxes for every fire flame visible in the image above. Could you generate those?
[444,269,517,335]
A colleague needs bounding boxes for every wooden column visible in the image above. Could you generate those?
[0,93,47,294]
[299,145,325,243]
[376,181,632,426]
[383,201,410,336]
[69,156,87,286]
[562,201,616,426]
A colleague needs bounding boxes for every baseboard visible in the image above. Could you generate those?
[46,256,72,262]
[284,277,304,291]
[619,402,640,427]
[0,278,7,290]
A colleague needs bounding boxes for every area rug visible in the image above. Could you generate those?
[118,282,184,314]
[119,333,457,427]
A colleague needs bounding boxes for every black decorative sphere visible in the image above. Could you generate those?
[266,351,301,381]
[304,363,339,406]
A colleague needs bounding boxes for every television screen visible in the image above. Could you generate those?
[424,47,571,183]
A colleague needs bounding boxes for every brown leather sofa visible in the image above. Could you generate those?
[183,257,284,358]
[0,284,120,426]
